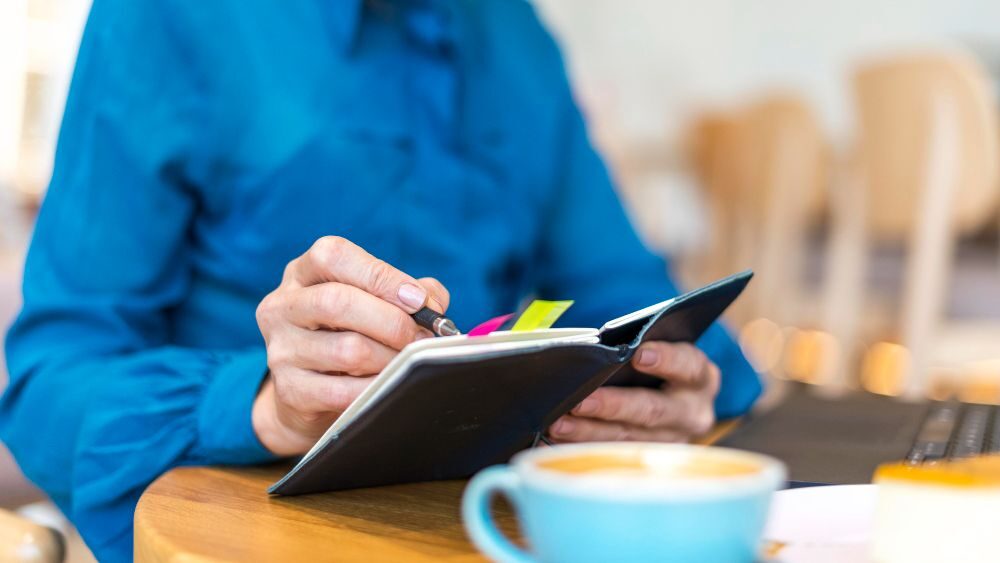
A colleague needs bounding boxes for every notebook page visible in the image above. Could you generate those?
[600,297,676,331]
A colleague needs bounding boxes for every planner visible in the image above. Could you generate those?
[269,270,752,495]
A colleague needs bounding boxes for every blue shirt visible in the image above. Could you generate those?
[0,1,761,560]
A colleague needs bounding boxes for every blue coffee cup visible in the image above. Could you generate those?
[462,443,785,563]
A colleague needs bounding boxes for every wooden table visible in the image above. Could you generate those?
[134,420,739,562]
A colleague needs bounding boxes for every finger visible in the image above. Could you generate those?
[548,415,687,443]
[285,236,428,313]
[285,283,427,349]
[632,341,715,388]
[271,329,397,376]
[571,386,715,435]
[416,277,450,313]
[271,368,374,415]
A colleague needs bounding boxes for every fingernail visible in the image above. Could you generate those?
[636,348,658,367]
[397,283,427,311]
[551,418,574,436]
[574,398,599,415]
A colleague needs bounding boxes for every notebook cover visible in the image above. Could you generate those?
[269,271,752,495]
[604,270,753,387]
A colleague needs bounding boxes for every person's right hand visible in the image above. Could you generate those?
[252,236,450,456]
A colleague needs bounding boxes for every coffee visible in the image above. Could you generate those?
[537,452,646,474]
[464,444,786,563]
[536,450,761,478]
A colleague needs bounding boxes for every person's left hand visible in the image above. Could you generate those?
[548,342,720,443]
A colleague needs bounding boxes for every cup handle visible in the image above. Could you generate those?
[462,466,533,563]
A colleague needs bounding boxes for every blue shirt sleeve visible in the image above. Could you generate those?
[531,28,762,418]
[0,3,275,560]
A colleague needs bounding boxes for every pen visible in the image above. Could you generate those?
[412,306,462,337]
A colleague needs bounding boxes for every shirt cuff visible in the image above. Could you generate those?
[699,322,763,418]
[195,347,278,465]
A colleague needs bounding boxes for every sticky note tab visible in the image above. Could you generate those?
[468,314,515,337]
[510,300,574,332]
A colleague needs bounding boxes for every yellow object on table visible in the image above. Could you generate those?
[872,455,1000,563]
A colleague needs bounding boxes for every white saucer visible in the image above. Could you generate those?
[762,484,878,562]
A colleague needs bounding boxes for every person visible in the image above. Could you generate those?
[0,0,762,560]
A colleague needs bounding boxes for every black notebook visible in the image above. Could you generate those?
[269,270,753,495]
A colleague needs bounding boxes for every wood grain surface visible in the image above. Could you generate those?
[135,465,521,562]
[135,421,738,562]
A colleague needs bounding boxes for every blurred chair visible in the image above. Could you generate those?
[740,95,828,325]
[682,110,753,291]
[0,508,64,562]
[684,94,828,327]
[824,51,1000,396]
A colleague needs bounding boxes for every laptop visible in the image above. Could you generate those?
[718,383,999,486]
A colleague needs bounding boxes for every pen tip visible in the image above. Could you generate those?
[439,320,461,337]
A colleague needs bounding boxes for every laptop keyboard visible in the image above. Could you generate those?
[906,402,1000,463]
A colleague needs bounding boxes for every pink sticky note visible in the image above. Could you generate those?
[468,313,515,337]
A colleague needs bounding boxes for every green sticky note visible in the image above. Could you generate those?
[510,300,574,332]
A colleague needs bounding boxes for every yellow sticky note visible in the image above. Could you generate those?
[510,300,574,332]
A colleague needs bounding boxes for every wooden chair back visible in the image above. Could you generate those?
[853,52,1000,238]
[684,94,828,325]
[823,51,1000,395]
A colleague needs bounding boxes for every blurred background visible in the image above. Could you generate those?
[3,0,1000,559]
